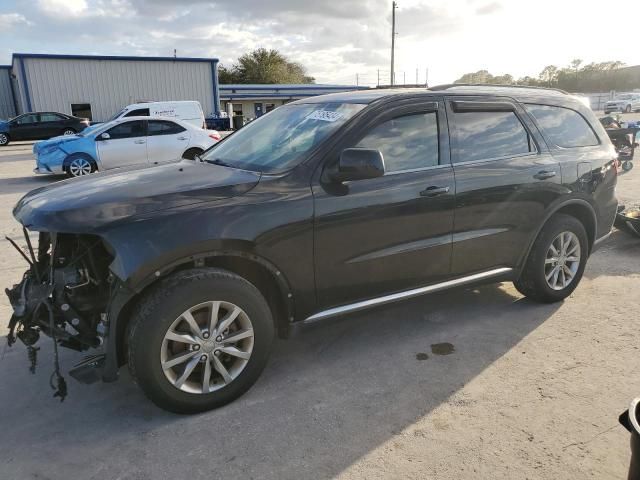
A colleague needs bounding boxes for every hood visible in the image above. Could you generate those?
[33,135,81,154]
[14,160,261,233]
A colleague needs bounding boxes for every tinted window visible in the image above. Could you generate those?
[355,112,439,172]
[40,113,65,122]
[106,120,145,139]
[452,110,533,163]
[147,120,186,136]
[71,103,92,120]
[16,114,38,125]
[525,104,598,148]
[125,108,150,117]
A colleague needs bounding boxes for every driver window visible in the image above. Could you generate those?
[16,114,38,125]
[355,112,439,173]
[106,120,145,139]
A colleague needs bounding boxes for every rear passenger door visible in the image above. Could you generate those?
[446,96,562,276]
[146,120,190,163]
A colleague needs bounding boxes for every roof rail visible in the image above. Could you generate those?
[428,83,569,95]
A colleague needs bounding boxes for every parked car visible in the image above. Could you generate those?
[33,116,220,177]
[604,93,640,114]
[6,85,618,413]
[0,112,89,146]
[107,101,206,128]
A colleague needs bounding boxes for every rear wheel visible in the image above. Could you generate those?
[62,128,76,136]
[0,133,9,146]
[625,105,632,113]
[514,214,588,303]
[65,156,96,177]
[623,161,634,172]
[182,147,204,160]
[127,268,274,414]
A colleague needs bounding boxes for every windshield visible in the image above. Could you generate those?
[200,102,366,173]
[617,94,633,100]
[107,109,126,122]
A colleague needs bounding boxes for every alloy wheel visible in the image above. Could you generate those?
[544,231,581,290]
[68,158,92,176]
[0,133,8,145]
[160,301,255,394]
[63,129,76,135]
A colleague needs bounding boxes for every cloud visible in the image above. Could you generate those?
[0,13,33,29]
[37,0,88,17]
[475,2,502,15]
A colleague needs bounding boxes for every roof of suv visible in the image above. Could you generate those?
[292,84,580,108]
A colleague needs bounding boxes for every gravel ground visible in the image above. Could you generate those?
[0,137,639,479]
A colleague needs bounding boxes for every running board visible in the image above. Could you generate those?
[303,267,513,324]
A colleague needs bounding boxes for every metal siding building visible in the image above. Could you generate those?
[0,66,16,120]
[10,53,220,121]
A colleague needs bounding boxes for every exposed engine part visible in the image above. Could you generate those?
[5,230,114,401]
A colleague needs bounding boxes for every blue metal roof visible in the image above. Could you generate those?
[12,53,219,63]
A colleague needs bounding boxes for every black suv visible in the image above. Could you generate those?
[6,85,618,413]
[0,112,89,145]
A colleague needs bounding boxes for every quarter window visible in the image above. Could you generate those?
[105,120,145,139]
[525,104,598,148]
[355,112,439,172]
[452,110,533,163]
[147,120,186,136]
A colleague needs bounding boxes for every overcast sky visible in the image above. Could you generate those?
[0,0,635,86]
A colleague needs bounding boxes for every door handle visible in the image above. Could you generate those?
[134,139,146,144]
[534,170,556,180]
[177,136,188,141]
[420,185,450,197]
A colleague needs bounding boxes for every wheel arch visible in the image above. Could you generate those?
[519,199,597,269]
[109,250,294,372]
[63,151,97,172]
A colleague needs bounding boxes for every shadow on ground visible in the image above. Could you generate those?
[0,283,559,479]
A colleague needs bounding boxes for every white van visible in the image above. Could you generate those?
[108,101,205,128]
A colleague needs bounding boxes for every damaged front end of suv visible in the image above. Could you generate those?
[6,229,114,399]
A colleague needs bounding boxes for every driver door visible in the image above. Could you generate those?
[10,114,39,140]
[96,120,147,169]
[312,100,455,309]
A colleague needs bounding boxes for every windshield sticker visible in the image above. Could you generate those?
[306,110,344,122]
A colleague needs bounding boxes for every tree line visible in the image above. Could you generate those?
[218,48,315,84]
[454,59,638,92]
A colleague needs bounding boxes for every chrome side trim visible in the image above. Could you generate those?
[303,267,513,324]
[592,230,612,252]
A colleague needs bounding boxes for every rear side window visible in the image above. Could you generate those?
[452,110,533,163]
[124,108,150,117]
[525,104,598,148]
[147,120,186,136]
[355,112,439,172]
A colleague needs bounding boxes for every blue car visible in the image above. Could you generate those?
[34,116,219,177]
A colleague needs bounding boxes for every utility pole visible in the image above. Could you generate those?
[356,73,359,86]
[377,69,380,86]
[416,67,418,84]
[390,1,397,85]
[403,71,406,85]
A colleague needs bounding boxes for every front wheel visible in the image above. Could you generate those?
[66,156,96,177]
[623,161,634,172]
[625,105,632,113]
[127,268,274,413]
[0,132,9,146]
[514,214,588,303]
[182,147,204,160]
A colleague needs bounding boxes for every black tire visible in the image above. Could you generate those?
[62,128,76,136]
[514,214,588,303]
[0,132,9,146]
[182,147,204,160]
[64,154,97,177]
[127,268,274,414]
[623,161,634,172]
[625,105,632,113]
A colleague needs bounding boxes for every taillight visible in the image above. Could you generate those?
[209,133,221,141]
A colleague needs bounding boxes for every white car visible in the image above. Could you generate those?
[604,93,640,114]
[33,117,221,177]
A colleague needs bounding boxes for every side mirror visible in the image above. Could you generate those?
[99,132,110,141]
[332,148,385,182]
